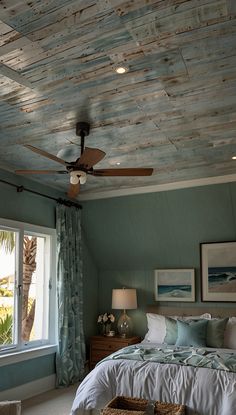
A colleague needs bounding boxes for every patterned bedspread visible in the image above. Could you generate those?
[100,345,236,372]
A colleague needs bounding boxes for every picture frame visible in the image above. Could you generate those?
[201,241,236,302]
[154,269,195,302]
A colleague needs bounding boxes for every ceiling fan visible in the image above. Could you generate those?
[15,122,153,198]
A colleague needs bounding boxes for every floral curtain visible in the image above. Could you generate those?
[56,204,85,387]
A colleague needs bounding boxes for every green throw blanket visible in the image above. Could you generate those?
[100,345,236,373]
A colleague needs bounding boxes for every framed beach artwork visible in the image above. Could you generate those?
[154,269,195,302]
[201,241,236,302]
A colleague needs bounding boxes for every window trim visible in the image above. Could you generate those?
[0,344,58,367]
[0,217,57,357]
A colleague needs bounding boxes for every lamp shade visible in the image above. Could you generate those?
[112,288,137,310]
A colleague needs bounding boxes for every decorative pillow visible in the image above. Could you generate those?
[182,313,211,321]
[164,317,177,344]
[175,319,208,347]
[207,318,229,348]
[143,313,212,344]
[142,313,166,343]
[224,317,236,349]
[164,313,212,345]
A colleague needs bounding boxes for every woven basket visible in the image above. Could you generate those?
[0,401,21,415]
[103,396,185,415]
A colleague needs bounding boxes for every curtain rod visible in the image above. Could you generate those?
[0,178,82,210]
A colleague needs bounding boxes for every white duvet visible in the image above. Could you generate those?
[70,344,236,415]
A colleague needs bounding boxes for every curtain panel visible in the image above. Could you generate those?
[56,204,85,387]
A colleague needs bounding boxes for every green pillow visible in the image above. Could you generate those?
[165,317,177,344]
[207,318,229,348]
[175,319,208,347]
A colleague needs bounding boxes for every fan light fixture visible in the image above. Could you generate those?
[70,171,87,185]
[112,287,137,338]
[70,174,79,185]
[15,121,153,200]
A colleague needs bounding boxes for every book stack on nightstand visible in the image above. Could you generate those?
[90,335,141,369]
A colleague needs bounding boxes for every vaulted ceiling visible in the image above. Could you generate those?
[0,0,236,200]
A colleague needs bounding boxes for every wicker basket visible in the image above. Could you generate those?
[102,396,185,415]
[0,401,21,415]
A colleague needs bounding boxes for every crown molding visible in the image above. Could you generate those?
[78,173,236,201]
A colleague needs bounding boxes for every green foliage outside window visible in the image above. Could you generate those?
[0,313,12,345]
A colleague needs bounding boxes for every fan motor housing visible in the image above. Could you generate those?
[76,122,90,137]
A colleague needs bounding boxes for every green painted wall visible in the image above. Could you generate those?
[0,169,59,227]
[0,169,98,392]
[0,355,55,391]
[81,182,236,337]
[1,169,236,390]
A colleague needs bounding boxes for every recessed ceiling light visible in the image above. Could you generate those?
[232,156,236,160]
[116,162,121,165]
[115,66,128,74]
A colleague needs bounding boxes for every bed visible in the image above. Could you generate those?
[70,307,236,415]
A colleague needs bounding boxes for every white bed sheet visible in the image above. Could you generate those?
[70,343,236,415]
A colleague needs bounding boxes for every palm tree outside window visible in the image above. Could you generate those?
[0,219,56,353]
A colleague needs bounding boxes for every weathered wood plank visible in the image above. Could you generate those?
[227,0,236,16]
[0,63,33,88]
[125,0,228,42]
[0,0,236,196]
[0,0,94,33]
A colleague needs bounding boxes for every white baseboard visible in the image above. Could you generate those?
[0,374,56,401]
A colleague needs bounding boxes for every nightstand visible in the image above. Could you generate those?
[90,335,141,369]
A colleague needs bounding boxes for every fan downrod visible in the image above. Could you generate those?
[76,122,90,137]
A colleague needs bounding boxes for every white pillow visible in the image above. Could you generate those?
[142,312,212,344]
[223,317,236,349]
[182,313,211,321]
[143,313,166,343]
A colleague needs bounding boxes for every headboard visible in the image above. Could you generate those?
[147,305,235,318]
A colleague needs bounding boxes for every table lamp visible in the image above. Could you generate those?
[112,288,137,337]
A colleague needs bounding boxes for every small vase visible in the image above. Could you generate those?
[99,324,106,336]
[99,323,112,336]
[105,323,111,335]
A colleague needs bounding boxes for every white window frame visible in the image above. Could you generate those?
[0,218,57,365]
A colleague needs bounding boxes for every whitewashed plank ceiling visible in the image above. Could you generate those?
[0,0,236,200]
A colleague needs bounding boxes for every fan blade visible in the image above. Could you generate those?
[15,169,67,174]
[67,182,80,198]
[90,168,153,176]
[24,144,67,166]
[76,147,105,169]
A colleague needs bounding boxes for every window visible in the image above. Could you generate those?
[0,219,56,356]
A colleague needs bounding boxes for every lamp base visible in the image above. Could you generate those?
[117,310,133,338]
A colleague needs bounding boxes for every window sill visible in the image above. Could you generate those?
[0,344,58,367]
